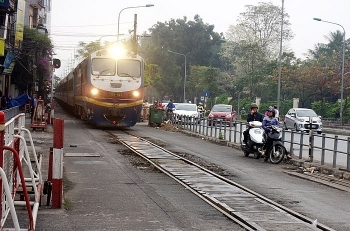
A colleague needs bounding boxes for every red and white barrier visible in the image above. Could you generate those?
[0,110,42,230]
[51,118,64,209]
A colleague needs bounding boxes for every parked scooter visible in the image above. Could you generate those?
[241,121,286,164]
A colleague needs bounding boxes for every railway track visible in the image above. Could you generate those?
[110,130,336,231]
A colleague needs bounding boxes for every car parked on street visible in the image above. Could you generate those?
[284,108,322,134]
[173,103,199,124]
[207,104,236,126]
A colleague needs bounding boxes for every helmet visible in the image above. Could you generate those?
[267,106,274,111]
[267,107,275,115]
[250,103,258,109]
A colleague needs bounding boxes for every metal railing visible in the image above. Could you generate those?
[0,110,42,230]
[169,116,350,171]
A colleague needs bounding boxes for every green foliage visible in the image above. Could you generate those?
[11,27,54,94]
[312,100,339,118]
[215,93,230,104]
[75,41,103,60]
[140,15,224,102]
[24,26,53,50]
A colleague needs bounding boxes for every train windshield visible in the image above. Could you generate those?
[117,59,141,78]
[91,58,116,76]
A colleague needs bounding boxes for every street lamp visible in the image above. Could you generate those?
[313,18,346,125]
[276,0,285,111]
[168,50,187,102]
[117,4,154,42]
[98,35,118,45]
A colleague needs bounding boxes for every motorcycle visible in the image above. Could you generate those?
[263,125,286,164]
[241,121,265,159]
[241,121,286,164]
[198,109,205,120]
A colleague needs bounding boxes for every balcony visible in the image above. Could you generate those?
[29,0,44,9]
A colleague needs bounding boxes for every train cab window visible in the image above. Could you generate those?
[91,58,116,76]
[117,60,141,78]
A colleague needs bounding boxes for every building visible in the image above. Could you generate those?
[0,0,53,106]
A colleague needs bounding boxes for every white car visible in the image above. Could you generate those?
[284,108,322,134]
[173,103,200,124]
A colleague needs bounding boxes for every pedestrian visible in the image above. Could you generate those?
[30,93,37,120]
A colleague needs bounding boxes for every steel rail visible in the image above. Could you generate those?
[110,130,335,231]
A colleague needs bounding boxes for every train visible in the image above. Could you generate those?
[55,47,145,127]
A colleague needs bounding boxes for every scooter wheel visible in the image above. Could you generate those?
[269,144,286,164]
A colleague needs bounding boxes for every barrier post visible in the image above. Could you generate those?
[45,147,53,206]
[0,112,5,219]
[51,118,64,208]
[50,101,55,124]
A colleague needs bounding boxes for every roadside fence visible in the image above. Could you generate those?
[169,116,350,171]
[0,107,42,230]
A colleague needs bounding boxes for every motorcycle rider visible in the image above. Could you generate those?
[262,108,290,160]
[166,99,175,111]
[243,103,263,145]
[166,99,175,120]
[197,102,204,112]
[262,107,280,134]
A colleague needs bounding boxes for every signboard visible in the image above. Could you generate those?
[15,0,25,49]
[202,89,210,97]
[0,0,9,8]
[3,51,15,68]
[0,38,4,56]
[3,61,16,75]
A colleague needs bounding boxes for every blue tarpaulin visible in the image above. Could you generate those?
[7,93,31,108]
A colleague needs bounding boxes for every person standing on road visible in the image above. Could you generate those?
[30,93,37,120]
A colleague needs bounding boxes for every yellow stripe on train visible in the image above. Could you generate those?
[75,96,143,108]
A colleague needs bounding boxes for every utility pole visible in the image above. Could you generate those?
[276,0,284,111]
[133,14,137,54]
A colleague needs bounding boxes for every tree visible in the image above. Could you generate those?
[11,26,54,96]
[140,15,224,102]
[221,2,294,104]
[75,41,103,60]
[226,2,293,59]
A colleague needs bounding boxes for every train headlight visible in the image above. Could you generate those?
[109,45,124,58]
[132,91,140,97]
[91,88,99,95]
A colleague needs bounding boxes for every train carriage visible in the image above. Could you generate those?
[55,47,144,127]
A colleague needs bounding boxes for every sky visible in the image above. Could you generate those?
[50,0,350,78]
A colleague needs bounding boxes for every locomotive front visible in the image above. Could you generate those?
[84,47,144,127]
